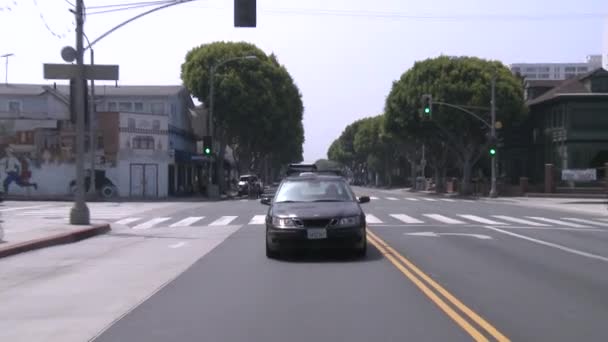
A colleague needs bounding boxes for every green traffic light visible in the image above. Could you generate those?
[489,148,496,155]
[424,107,430,114]
[204,148,211,154]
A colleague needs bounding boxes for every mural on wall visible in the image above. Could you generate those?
[0,146,38,193]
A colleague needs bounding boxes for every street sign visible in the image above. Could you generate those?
[561,169,597,182]
[43,63,119,80]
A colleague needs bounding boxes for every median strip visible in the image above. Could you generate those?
[367,229,509,342]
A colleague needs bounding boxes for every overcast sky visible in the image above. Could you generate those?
[1,0,606,162]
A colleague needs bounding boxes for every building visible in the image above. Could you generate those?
[504,68,608,185]
[510,55,602,81]
[0,83,203,198]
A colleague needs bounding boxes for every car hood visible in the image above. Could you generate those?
[271,201,361,219]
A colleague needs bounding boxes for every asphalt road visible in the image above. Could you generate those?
[89,189,608,342]
[2,190,608,341]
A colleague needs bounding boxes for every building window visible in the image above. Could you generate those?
[564,66,576,72]
[119,102,133,112]
[128,118,135,129]
[108,102,117,111]
[133,136,155,150]
[577,67,588,72]
[153,120,160,130]
[97,136,104,149]
[171,103,177,117]
[8,100,21,114]
[525,67,536,72]
[134,102,144,112]
[565,73,576,79]
[151,102,164,114]
[539,74,550,79]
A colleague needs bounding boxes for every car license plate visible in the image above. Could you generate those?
[307,228,327,240]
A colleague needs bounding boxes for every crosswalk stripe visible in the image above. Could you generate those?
[458,215,507,225]
[492,216,549,226]
[132,217,171,230]
[0,204,60,212]
[390,214,424,224]
[115,217,142,225]
[209,216,238,226]
[386,197,399,201]
[249,215,266,225]
[170,217,205,227]
[365,214,383,224]
[370,196,380,200]
[526,217,590,228]
[440,199,456,202]
[561,218,608,227]
[423,214,465,224]
[404,198,419,201]
[423,198,437,202]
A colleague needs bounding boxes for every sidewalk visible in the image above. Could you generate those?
[0,215,110,259]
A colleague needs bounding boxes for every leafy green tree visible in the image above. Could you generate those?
[384,56,526,194]
[181,42,304,189]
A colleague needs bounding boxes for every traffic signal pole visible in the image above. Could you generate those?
[489,74,498,198]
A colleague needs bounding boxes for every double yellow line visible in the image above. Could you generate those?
[367,230,510,342]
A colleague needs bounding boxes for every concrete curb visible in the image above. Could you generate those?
[0,224,111,259]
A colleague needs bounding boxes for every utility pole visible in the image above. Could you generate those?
[207,65,215,196]
[489,73,498,198]
[71,0,90,224]
[88,48,96,196]
[1,53,14,84]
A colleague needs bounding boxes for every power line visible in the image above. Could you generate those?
[29,0,74,39]
[86,0,175,10]
[86,1,176,15]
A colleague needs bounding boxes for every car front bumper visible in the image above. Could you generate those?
[266,225,366,250]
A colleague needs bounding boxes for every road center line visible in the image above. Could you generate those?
[367,230,509,341]
[482,226,608,263]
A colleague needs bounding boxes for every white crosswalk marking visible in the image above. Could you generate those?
[423,198,437,202]
[0,204,59,212]
[170,217,205,227]
[458,215,507,225]
[115,217,142,225]
[561,218,608,227]
[423,214,465,224]
[365,214,383,224]
[390,214,424,224]
[526,217,590,228]
[132,217,171,230]
[209,216,238,226]
[404,198,419,201]
[492,216,549,227]
[386,197,399,201]
[440,199,455,202]
[370,196,379,200]
[249,215,266,225]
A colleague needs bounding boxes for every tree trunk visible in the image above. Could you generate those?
[217,137,227,194]
[434,165,447,193]
[408,159,417,191]
[460,157,473,195]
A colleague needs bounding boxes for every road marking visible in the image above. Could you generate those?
[0,204,61,212]
[132,217,171,230]
[168,242,186,249]
[249,215,266,225]
[365,214,383,224]
[390,214,424,224]
[561,218,608,227]
[115,217,142,225]
[370,196,380,200]
[491,216,549,227]
[405,231,493,240]
[404,197,419,201]
[497,226,602,231]
[423,198,437,202]
[440,198,456,202]
[423,214,465,224]
[170,216,205,227]
[526,217,590,228]
[386,197,399,201]
[458,215,507,225]
[368,230,508,341]
[209,216,238,226]
[483,226,608,263]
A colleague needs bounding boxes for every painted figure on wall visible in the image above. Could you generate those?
[0,147,38,193]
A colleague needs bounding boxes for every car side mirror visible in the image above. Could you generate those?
[358,196,370,204]
[260,197,271,205]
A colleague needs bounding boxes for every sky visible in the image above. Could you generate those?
[1,0,607,162]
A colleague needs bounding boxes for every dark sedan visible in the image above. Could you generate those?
[261,174,370,258]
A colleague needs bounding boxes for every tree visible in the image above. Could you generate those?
[181,42,304,189]
[384,56,526,194]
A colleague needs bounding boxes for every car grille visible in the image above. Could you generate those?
[297,219,336,228]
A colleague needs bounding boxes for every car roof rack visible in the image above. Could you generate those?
[285,163,344,177]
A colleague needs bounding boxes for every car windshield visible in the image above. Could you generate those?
[274,179,354,202]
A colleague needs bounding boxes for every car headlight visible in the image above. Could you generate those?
[272,217,298,228]
[339,216,361,226]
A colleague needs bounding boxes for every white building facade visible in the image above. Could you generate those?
[510,55,602,80]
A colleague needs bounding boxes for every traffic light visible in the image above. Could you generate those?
[202,136,213,155]
[488,137,497,156]
[234,0,256,27]
[420,94,433,120]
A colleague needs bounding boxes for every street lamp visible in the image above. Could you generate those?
[207,55,258,197]
[1,53,14,85]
